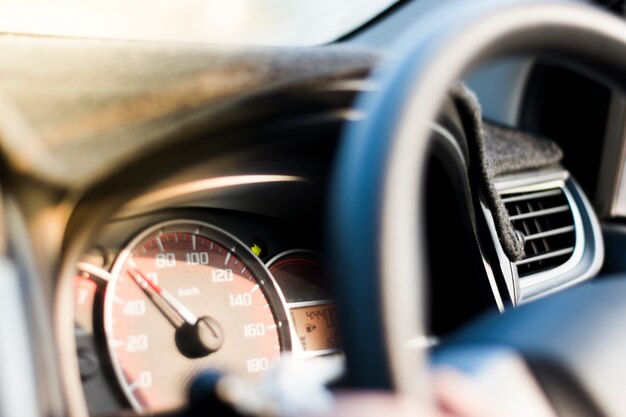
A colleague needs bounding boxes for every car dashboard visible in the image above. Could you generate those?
[66,95,604,416]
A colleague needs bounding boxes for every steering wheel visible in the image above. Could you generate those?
[332,1,626,415]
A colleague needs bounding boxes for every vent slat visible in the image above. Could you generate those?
[501,189,563,203]
[509,205,569,221]
[514,247,575,266]
[523,225,575,241]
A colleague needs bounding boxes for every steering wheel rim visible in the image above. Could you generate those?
[332,0,626,408]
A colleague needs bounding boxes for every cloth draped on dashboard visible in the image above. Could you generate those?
[452,83,563,262]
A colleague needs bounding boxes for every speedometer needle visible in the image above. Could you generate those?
[127,267,225,358]
[128,268,198,326]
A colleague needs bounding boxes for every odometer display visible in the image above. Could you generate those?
[104,220,290,413]
[290,304,340,353]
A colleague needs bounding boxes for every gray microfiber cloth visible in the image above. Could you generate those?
[450,83,563,262]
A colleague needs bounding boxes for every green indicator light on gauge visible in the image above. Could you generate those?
[250,242,263,257]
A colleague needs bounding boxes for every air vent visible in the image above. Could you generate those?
[485,171,602,306]
[502,187,576,277]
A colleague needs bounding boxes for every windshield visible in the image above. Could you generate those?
[0,0,399,46]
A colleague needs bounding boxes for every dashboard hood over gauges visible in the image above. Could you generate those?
[0,39,380,190]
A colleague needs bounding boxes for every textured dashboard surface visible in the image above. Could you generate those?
[0,35,381,189]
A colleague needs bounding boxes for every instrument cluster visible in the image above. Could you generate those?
[74,209,338,416]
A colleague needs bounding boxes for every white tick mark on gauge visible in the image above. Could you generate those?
[174,233,179,243]
[241,267,247,274]
[192,234,196,251]
[111,339,124,348]
[113,296,125,304]
[128,380,141,392]
[266,324,277,330]
[224,251,231,265]
[156,236,165,252]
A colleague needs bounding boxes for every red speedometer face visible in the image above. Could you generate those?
[104,220,290,413]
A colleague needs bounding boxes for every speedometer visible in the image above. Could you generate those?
[104,220,291,413]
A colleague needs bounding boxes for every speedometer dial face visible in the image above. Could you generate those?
[104,220,290,413]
